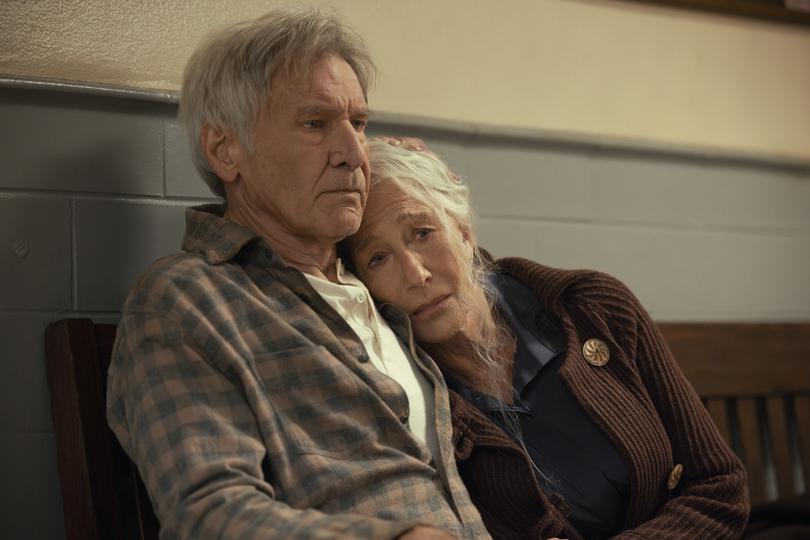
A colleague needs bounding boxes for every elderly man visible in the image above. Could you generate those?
[106,9,489,540]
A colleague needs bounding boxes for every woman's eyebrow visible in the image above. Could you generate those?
[350,234,378,256]
[396,210,434,224]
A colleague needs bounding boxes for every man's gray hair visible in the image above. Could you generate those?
[179,9,376,197]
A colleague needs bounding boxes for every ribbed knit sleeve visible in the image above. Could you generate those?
[606,275,750,539]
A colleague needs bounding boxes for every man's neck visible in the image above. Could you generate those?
[224,204,339,282]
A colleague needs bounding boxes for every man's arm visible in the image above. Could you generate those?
[107,311,422,539]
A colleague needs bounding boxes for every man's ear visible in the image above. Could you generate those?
[201,123,242,184]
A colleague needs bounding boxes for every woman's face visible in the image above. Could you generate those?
[348,181,473,344]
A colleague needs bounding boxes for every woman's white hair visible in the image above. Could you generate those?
[366,139,513,399]
[179,8,375,197]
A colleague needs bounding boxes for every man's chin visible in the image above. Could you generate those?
[326,211,363,240]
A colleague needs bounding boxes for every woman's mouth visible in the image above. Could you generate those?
[412,295,451,320]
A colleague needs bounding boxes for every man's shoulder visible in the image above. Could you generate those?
[122,251,250,315]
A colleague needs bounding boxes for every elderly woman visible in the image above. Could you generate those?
[342,138,749,540]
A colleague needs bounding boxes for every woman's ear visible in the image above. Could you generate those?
[201,123,242,184]
[458,223,476,258]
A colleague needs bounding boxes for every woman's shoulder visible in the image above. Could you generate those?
[493,256,647,355]
[494,256,637,307]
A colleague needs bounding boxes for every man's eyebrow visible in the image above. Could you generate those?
[295,103,332,116]
[296,102,369,116]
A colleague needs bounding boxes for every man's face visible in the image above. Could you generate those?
[230,54,370,244]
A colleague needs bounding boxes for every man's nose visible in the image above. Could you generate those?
[402,251,431,287]
[329,120,367,170]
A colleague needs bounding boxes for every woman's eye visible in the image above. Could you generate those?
[367,253,387,268]
[415,228,433,240]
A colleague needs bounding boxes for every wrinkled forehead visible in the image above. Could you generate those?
[266,52,366,105]
[346,182,433,250]
[366,181,432,223]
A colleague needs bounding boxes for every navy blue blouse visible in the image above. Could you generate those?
[446,274,630,539]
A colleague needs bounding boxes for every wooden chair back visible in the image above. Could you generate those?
[45,318,159,540]
[659,323,810,506]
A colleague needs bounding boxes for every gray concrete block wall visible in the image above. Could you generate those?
[410,135,810,321]
[1,86,809,539]
[0,88,209,540]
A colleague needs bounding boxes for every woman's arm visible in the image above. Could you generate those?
[608,278,750,539]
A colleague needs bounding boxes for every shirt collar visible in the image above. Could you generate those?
[181,203,267,265]
[301,258,366,295]
[492,273,566,395]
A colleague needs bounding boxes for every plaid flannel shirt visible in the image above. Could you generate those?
[107,204,489,540]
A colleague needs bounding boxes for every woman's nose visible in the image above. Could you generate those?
[402,252,431,287]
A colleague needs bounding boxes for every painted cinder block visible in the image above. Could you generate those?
[466,138,592,220]
[0,314,62,433]
[165,119,219,199]
[0,433,65,540]
[591,153,809,231]
[0,89,164,195]
[0,197,71,310]
[527,221,810,321]
[420,136,471,181]
[477,219,539,261]
[75,200,189,311]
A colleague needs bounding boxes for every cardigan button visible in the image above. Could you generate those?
[667,463,683,490]
[582,338,610,366]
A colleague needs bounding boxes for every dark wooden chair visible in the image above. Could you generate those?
[45,318,159,540]
[658,323,810,507]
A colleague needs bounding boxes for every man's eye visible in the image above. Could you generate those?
[352,118,368,131]
[302,119,325,129]
[415,228,433,240]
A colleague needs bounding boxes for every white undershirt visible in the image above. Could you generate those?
[303,259,439,460]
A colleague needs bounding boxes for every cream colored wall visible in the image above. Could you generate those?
[2,0,809,161]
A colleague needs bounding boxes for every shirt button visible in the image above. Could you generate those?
[667,463,683,491]
[356,295,364,303]
[357,353,369,363]
[582,338,610,366]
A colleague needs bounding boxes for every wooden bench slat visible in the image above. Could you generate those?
[794,395,810,492]
[658,323,810,397]
[765,396,796,497]
[737,397,767,505]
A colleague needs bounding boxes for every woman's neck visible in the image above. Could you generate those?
[424,326,515,403]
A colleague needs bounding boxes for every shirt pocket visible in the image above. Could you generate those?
[253,345,377,457]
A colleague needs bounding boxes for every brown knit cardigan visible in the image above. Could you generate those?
[449,258,750,539]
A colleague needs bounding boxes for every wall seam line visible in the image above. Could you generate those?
[70,199,78,312]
